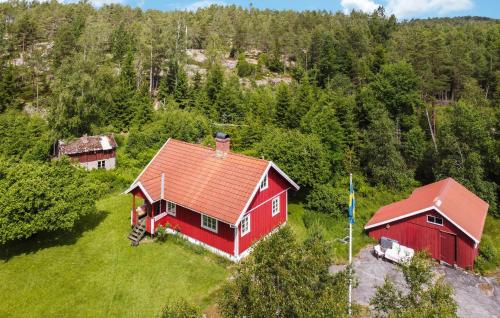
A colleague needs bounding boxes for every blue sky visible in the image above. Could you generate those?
[88,0,499,19]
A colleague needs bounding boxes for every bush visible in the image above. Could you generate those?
[305,184,347,217]
[157,298,201,318]
[156,224,170,243]
[236,53,255,77]
[475,237,499,274]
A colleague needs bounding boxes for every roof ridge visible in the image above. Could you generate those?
[434,177,453,203]
[169,138,269,164]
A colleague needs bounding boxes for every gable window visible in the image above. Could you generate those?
[272,197,280,216]
[201,214,218,233]
[427,215,443,226]
[167,201,176,216]
[241,214,251,236]
[97,160,106,169]
[260,173,268,191]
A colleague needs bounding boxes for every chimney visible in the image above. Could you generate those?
[215,132,230,157]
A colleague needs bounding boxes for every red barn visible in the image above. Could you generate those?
[365,178,489,269]
[125,133,299,261]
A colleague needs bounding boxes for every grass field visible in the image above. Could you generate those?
[1,187,497,317]
[0,194,230,318]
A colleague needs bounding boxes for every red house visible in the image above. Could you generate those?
[125,133,299,261]
[57,134,117,170]
[365,178,489,269]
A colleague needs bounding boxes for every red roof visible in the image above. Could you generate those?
[126,139,299,225]
[365,178,489,243]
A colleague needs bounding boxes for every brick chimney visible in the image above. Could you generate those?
[215,132,230,157]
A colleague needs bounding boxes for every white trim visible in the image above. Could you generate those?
[272,196,280,216]
[154,212,168,222]
[150,218,155,234]
[245,188,289,215]
[201,214,218,233]
[131,138,171,186]
[434,206,479,244]
[162,222,286,262]
[364,205,480,244]
[235,162,299,226]
[259,173,268,191]
[234,226,239,257]
[123,181,154,204]
[270,162,300,190]
[427,215,443,226]
[130,209,133,225]
[235,222,286,261]
[285,190,288,222]
[167,201,176,216]
[241,214,250,237]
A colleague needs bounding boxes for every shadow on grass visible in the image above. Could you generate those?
[0,210,109,262]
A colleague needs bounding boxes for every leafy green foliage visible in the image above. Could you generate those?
[236,53,255,77]
[218,226,354,318]
[157,298,201,318]
[257,128,331,188]
[305,184,347,217]
[362,109,413,190]
[370,252,458,318]
[0,159,101,244]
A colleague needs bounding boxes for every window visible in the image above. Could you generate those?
[97,160,106,169]
[167,201,176,216]
[241,214,251,236]
[201,215,218,232]
[272,197,280,216]
[260,173,268,191]
[427,215,443,226]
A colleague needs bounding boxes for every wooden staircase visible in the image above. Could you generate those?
[128,222,146,246]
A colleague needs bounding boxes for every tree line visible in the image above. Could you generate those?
[0,1,498,241]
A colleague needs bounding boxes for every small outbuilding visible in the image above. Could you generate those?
[57,134,117,170]
[365,178,488,269]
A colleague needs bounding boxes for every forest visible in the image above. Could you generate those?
[0,1,499,312]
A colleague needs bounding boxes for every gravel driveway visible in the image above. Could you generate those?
[330,246,500,318]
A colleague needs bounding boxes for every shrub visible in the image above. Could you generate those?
[156,223,170,243]
[305,184,347,217]
[157,298,201,318]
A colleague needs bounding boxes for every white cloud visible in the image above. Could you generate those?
[184,0,226,11]
[340,0,381,14]
[386,0,474,18]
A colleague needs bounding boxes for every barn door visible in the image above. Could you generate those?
[440,231,456,265]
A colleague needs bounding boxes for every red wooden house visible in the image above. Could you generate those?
[57,134,117,170]
[125,133,299,261]
[365,178,489,269]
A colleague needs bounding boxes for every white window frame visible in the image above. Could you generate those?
[167,201,176,216]
[241,214,250,237]
[427,215,443,226]
[201,214,218,233]
[260,173,268,191]
[97,160,106,169]
[272,197,280,216]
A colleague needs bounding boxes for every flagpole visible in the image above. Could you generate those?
[348,173,352,317]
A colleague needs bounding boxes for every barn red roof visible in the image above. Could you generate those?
[126,139,299,225]
[365,178,489,243]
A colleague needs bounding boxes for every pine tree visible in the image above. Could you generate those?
[275,83,291,125]
[363,109,413,189]
[206,64,224,104]
[111,51,137,130]
[0,64,18,112]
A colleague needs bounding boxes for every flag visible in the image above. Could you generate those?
[348,176,355,224]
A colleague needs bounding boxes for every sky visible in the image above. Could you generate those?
[75,0,499,19]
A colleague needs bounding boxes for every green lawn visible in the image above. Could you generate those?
[0,194,230,318]
[1,188,497,317]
